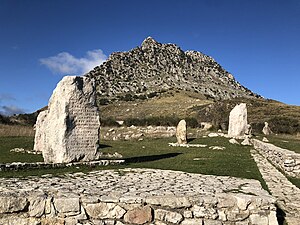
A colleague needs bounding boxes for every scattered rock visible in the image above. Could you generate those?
[209,146,226,150]
[241,137,252,146]
[262,137,269,142]
[229,138,239,145]
[208,133,219,138]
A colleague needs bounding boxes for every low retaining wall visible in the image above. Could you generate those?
[0,159,125,171]
[0,168,278,225]
[252,139,300,178]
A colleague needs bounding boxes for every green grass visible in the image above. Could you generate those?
[0,136,267,190]
[0,136,43,163]
[267,135,300,154]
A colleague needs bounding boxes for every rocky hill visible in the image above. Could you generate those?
[86,37,260,105]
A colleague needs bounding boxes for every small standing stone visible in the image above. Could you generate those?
[228,103,248,138]
[262,122,272,135]
[176,120,187,144]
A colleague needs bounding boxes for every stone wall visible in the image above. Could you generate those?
[252,139,300,178]
[0,160,124,171]
[0,169,278,225]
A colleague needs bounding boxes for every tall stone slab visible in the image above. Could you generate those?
[34,76,100,163]
[176,120,187,144]
[228,103,248,138]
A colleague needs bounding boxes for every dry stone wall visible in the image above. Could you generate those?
[252,139,300,178]
[0,169,278,225]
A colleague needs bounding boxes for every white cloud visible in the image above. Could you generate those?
[40,49,107,75]
[0,105,25,116]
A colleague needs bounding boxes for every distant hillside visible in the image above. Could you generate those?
[86,37,260,106]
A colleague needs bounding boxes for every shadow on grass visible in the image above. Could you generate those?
[125,153,182,164]
[99,144,112,149]
[187,138,196,143]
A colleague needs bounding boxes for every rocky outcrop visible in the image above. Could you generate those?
[0,168,277,225]
[86,37,259,104]
[34,76,100,163]
[228,103,248,138]
[176,120,187,144]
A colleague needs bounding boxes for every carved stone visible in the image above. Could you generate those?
[34,76,100,163]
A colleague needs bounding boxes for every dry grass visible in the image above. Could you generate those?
[101,91,212,120]
[0,124,35,137]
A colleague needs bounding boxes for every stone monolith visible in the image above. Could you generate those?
[176,120,187,144]
[34,76,100,163]
[228,103,248,137]
[262,122,272,135]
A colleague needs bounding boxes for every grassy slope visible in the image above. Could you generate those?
[100,91,212,120]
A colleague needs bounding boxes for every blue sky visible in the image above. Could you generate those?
[1,0,300,115]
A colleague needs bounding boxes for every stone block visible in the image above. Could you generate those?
[155,209,183,224]
[124,206,153,224]
[54,197,80,213]
[84,202,126,219]
[0,194,28,213]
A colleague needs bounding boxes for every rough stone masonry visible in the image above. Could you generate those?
[34,76,100,163]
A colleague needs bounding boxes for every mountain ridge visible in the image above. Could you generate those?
[85,37,260,105]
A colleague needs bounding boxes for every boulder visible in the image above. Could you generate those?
[229,138,239,145]
[241,137,252,146]
[34,76,100,163]
[262,122,272,135]
[228,103,248,138]
[176,120,187,144]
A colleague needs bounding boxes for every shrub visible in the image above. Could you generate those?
[124,116,199,128]
[268,116,300,134]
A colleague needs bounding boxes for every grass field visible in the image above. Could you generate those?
[0,136,268,190]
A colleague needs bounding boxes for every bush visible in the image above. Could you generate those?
[124,116,199,128]
[268,116,300,134]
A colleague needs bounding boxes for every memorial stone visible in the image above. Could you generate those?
[228,103,248,137]
[34,76,100,163]
[176,120,187,144]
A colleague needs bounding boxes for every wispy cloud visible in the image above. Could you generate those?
[0,105,25,116]
[0,94,15,103]
[40,49,107,75]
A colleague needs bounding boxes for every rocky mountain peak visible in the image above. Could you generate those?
[141,36,160,49]
[85,37,260,105]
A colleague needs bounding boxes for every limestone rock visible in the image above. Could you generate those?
[229,138,239,145]
[0,194,28,213]
[124,206,152,224]
[86,37,260,103]
[33,111,47,152]
[262,137,269,142]
[34,76,100,163]
[85,202,126,219]
[155,209,183,224]
[262,122,272,135]
[241,137,252,146]
[228,103,248,137]
[176,120,187,144]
